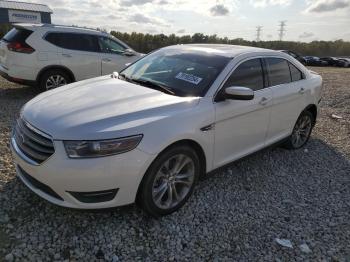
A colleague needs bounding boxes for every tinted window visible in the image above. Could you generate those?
[98,37,125,54]
[223,59,264,91]
[121,48,231,97]
[266,58,291,86]
[289,62,304,81]
[3,28,32,43]
[45,33,99,52]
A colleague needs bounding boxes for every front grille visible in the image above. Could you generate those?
[18,165,63,201]
[13,118,54,164]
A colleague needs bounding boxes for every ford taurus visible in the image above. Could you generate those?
[11,44,322,216]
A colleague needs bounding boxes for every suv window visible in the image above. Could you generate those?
[45,32,99,52]
[98,37,126,54]
[266,58,291,86]
[223,58,264,91]
[289,62,304,81]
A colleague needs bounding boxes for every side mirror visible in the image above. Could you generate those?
[123,49,136,56]
[224,86,254,100]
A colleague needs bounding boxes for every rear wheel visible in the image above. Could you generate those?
[38,69,72,91]
[284,110,314,149]
[137,145,200,217]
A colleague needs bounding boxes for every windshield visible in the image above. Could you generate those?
[120,48,231,97]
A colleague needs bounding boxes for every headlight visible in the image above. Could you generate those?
[63,135,143,158]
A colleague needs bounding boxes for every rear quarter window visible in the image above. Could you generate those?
[3,28,33,43]
[288,62,304,82]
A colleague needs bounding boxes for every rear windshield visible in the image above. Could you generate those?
[2,28,33,43]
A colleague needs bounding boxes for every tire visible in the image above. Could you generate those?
[284,110,315,149]
[137,145,200,217]
[38,69,72,91]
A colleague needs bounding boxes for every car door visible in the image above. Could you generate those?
[213,58,273,168]
[264,57,305,144]
[98,36,137,74]
[46,32,101,81]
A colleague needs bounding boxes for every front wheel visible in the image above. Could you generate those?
[284,111,314,149]
[137,145,200,217]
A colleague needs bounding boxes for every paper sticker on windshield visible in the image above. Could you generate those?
[175,72,202,85]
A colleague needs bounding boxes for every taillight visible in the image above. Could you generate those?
[7,42,35,54]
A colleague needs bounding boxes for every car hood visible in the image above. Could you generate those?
[23,76,200,140]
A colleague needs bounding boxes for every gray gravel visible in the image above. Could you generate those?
[0,67,350,261]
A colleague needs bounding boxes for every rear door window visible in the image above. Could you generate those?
[223,58,265,91]
[45,32,99,52]
[266,58,291,86]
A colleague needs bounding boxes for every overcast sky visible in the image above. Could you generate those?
[27,0,350,42]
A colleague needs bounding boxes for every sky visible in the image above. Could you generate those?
[25,0,350,42]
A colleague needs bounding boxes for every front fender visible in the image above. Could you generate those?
[137,98,215,173]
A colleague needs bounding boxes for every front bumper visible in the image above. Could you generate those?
[10,137,155,209]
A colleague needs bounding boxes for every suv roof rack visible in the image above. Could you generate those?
[46,24,107,33]
[14,23,108,34]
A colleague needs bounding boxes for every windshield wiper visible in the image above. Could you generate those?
[118,73,134,83]
[129,78,175,95]
[118,74,175,95]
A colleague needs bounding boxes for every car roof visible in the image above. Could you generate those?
[163,44,277,58]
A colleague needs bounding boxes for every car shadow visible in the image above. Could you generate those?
[0,84,41,99]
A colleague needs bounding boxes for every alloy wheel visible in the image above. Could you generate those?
[152,154,195,209]
[291,114,312,148]
[45,75,67,90]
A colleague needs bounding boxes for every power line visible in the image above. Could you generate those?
[256,26,263,41]
[278,21,287,41]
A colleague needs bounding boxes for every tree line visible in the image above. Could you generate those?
[111,31,350,57]
[0,24,349,57]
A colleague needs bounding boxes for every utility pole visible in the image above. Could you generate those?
[256,26,263,41]
[278,21,287,41]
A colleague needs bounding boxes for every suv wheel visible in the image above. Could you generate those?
[138,145,200,217]
[284,110,314,149]
[39,69,71,91]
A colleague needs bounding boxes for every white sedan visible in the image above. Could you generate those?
[11,44,322,216]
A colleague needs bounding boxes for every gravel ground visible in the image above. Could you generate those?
[0,67,349,261]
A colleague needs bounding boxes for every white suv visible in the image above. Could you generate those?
[11,44,322,216]
[0,23,142,90]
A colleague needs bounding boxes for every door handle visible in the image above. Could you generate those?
[259,97,269,106]
[62,53,71,58]
[102,58,112,62]
[298,87,305,94]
